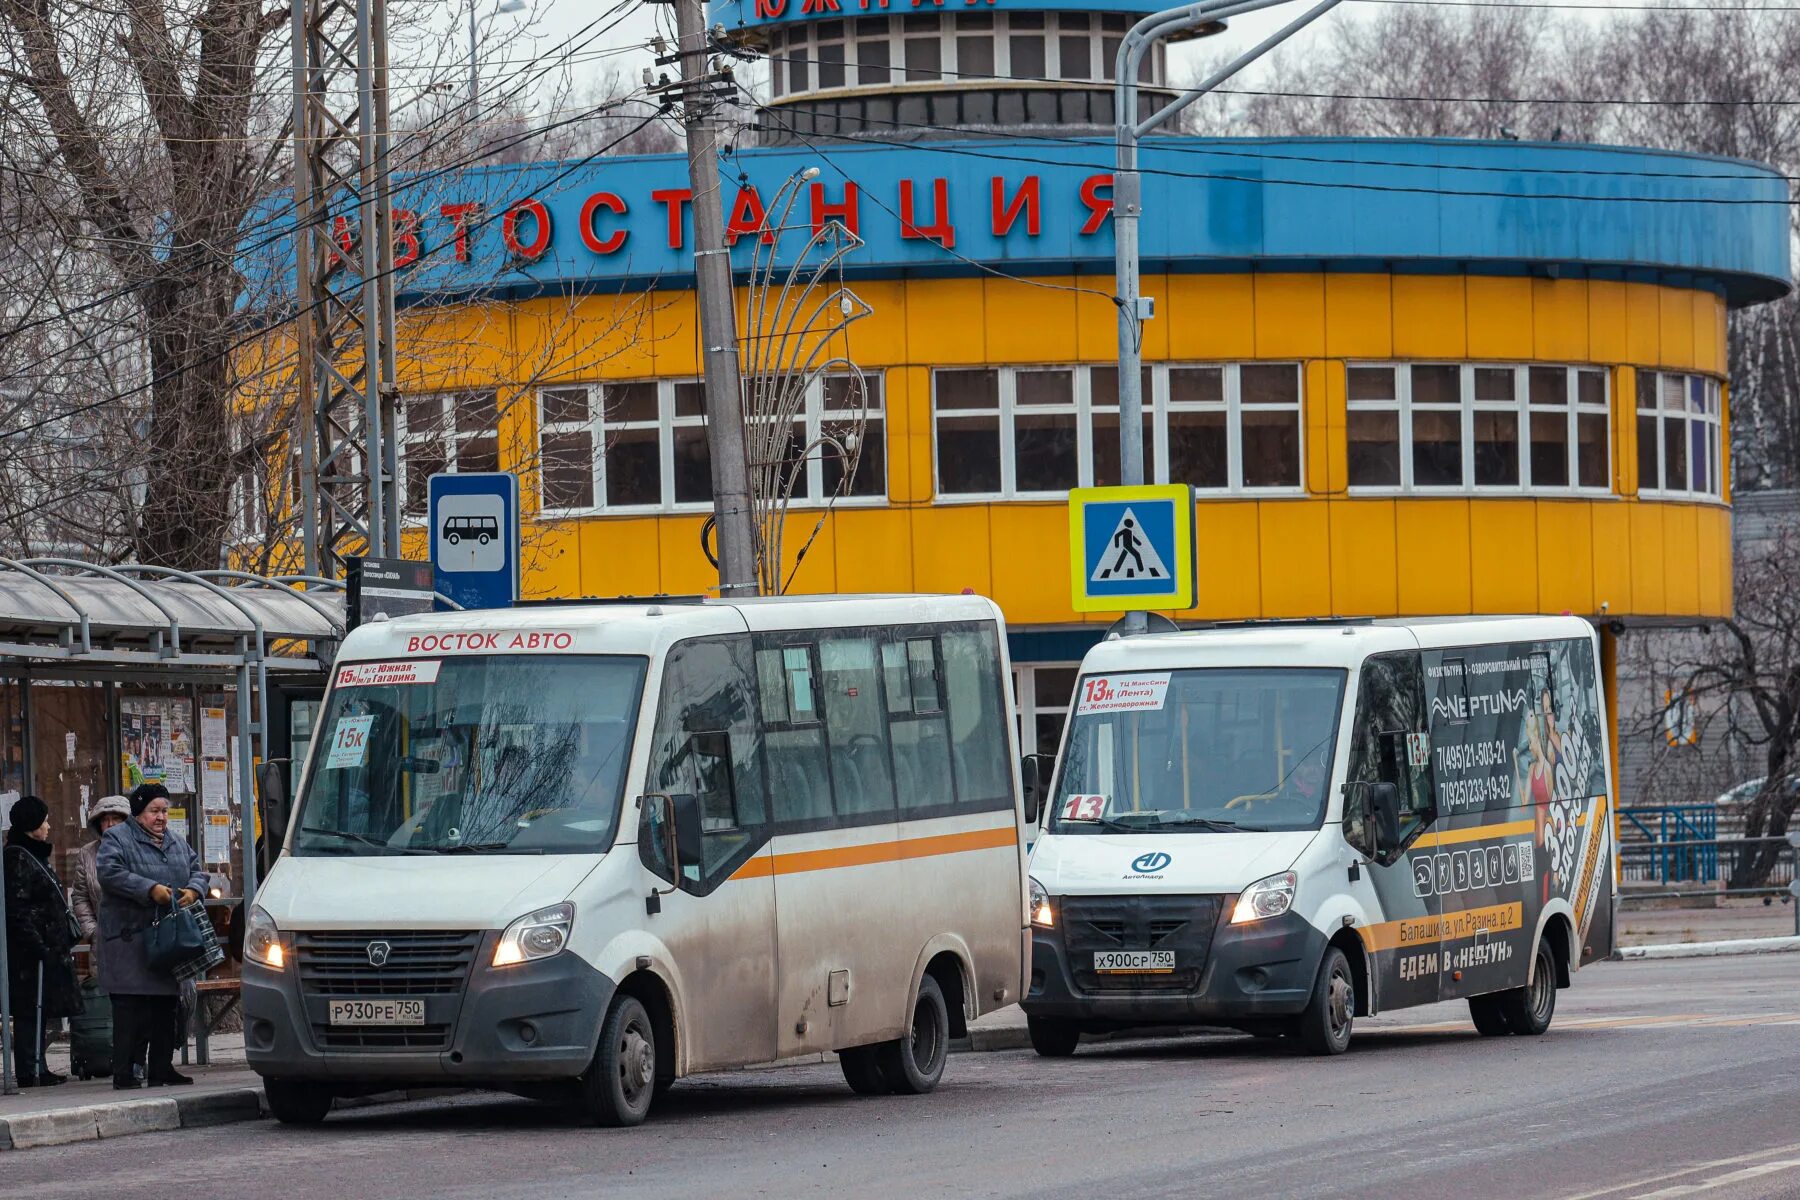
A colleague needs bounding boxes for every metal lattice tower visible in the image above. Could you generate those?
[290,0,401,579]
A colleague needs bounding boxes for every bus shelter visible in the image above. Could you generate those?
[0,560,345,1093]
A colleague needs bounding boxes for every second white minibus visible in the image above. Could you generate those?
[243,594,1029,1125]
[1022,616,1616,1056]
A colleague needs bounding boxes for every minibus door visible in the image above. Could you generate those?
[1344,650,1443,1012]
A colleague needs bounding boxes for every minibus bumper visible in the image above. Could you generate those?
[241,940,612,1085]
[1023,908,1327,1026]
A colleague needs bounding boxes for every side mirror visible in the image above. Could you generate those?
[1019,754,1052,826]
[1369,781,1401,857]
[255,758,291,859]
[640,792,706,888]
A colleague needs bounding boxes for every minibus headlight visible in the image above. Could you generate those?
[1028,876,1055,928]
[1231,872,1297,924]
[244,904,285,970]
[493,903,574,967]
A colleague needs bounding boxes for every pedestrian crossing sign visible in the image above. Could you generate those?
[1068,484,1195,613]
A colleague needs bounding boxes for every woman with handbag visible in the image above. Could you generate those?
[3,795,81,1087]
[97,783,207,1089]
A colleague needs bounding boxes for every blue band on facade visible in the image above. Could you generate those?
[245,137,1792,310]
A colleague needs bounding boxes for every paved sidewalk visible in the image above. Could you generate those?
[1616,897,1800,946]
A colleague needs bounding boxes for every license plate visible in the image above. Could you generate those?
[1093,950,1176,974]
[328,999,425,1026]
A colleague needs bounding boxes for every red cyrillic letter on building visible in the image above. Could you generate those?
[990,175,1041,237]
[725,186,775,246]
[899,178,956,248]
[392,209,420,268]
[578,192,628,254]
[1079,174,1113,236]
[810,181,860,236]
[651,188,694,249]
[501,198,552,260]
[440,202,480,263]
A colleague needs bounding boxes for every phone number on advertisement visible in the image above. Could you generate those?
[1438,775,1513,809]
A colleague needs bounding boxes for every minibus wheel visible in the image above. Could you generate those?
[264,1078,333,1126]
[1498,939,1557,1036]
[876,974,949,1094]
[580,994,658,1126]
[1297,946,1355,1056]
[1468,994,1512,1037]
[1026,1016,1081,1057]
[840,1045,889,1095]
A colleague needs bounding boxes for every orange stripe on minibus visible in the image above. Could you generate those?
[729,825,1017,882]
[1411,818,1535,849]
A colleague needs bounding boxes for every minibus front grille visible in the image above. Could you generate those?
[313,1023,454,1051]
[1060,895,1222,993]
[295,930,481,997]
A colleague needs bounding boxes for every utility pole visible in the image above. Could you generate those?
[663,0,758,596]
[292,0,402,581]
[1112,0,1340,632]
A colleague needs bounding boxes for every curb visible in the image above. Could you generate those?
[1612,935,1800,961]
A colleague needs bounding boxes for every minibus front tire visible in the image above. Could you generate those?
[1296,946,1355,1056]
[1027,1016,1081,1057]
[265,1078,333,1126]
[580,994,658,1127]
[875,974,949,1094]
[1468,994,1513,1036]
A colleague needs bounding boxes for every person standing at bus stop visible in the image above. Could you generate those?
[3,795,81,1086]
[98,783,206,1089]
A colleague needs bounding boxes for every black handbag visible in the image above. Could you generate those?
[145,896,209,975]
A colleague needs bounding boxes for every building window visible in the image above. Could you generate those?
[933,363,1303,499]
[1012,662,1078,758]
[402,390,499,518]
[539,374,884,514]
[1637,371,1723,499]
[1346,363,1610,494]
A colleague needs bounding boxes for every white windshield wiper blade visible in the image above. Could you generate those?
[1154,816,1268,832]
[297,827,431,855]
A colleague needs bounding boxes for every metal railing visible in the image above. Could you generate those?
[1618,805,1721,884]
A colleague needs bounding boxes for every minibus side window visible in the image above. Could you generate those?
[644,635,769,890]
[941,626,1012,810]
[819,634,898,818]
[1343,651,1434,861]
[755,641,836,824]
[885,634,955,811]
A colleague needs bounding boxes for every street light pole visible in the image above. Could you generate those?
[468,0,524,129]
[1112,0,1342,633]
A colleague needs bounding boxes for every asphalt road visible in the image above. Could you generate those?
[11,955,1800,1200]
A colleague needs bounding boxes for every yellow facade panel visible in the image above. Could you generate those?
[1531,279,1589,362]
[1624,283,1661,366]
[992,504,1077,623]
[1615,367,1639,496]
[987,275,1078,363]
[1534,500,1595,615]
[1194,501,1261,618]
[832,508,916,595]
[1257,502,1332,617]
[1658,288,1697,370]
[579,518,661,597]
[1691,292,1725,376]
[1392,277,1467,358]
[1468,499,1539,613]
[1589,501,1632,615]
[521,523,583,599]
[1395,500,1471,614]
[1324,274,1394,359]
[1465,276,1534,361]
[1695,503,1725,616]
[1587,280,1628,365]
[1627,503,1667,616]
[647,290,700,377]
[912,504,993,596]
[1166,274,1255,360]
[658,513,723,598]
[1661,502,1701,615]
[1307,360,1338,496]
[844,280,908,368]
[895,366,931,504]
[1327,500,1398,615]
[1076,274,1169,362]
[777,517,839,596]
[904,277,986,365]
[1253,274,1327,359]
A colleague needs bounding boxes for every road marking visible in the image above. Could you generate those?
[1629,1160,1800,1197]
[1556,1143,1800,1200]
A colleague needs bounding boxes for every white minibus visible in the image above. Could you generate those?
[243,595,1029,1125]
[1021,617,1616,1056]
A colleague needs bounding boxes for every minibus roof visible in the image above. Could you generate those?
[1079,615,1597,674]
[330,593,1006,665]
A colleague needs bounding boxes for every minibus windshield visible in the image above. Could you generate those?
[1050,668,1346,834]
[292,655,646,856]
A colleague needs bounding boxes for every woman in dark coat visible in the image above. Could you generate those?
[97,783,207,1089]
[3,794,80,1086]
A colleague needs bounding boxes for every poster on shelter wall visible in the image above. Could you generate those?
[120,698,196,793]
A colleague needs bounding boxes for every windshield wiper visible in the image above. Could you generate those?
[1154,816,1268,833]
[420,841,543,855]
[298,827,430,855]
